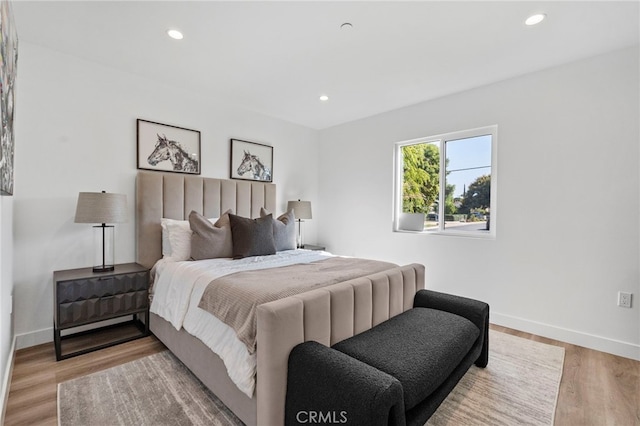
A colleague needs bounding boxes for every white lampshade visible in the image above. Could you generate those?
[287,200,312,220]
[75,192,127,224]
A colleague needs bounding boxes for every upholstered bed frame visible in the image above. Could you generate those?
[135,171,425,425]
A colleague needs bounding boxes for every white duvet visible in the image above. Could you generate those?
[150,249,332,398]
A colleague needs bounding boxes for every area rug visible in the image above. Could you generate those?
[57,350,242,426]
[58,331,564,426]
[427,331,565,426]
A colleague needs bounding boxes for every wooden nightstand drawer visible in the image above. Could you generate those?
[58,290,148,327]
[56,272,148,304]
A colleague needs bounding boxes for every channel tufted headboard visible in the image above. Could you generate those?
[135,170,276,269]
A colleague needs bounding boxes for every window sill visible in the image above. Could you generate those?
[395,228,495,239]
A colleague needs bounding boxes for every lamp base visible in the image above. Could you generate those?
[296,219,305,249]
[92,224,115,274]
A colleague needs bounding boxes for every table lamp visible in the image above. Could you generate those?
[287,200,312,248]
[75,191,127,272]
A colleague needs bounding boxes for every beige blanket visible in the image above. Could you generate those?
[198,257,397,354]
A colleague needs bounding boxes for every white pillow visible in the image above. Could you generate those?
[161,217,218,261]
[161,218,186,257]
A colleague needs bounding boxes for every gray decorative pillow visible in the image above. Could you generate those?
[260,207,296,251]
[229,213,276,259]
[189,209,233,260]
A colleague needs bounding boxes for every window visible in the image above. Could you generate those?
[394,125,497,236]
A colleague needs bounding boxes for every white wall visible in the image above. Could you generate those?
[11,42,319,346]
[317,47,640,360]
[0,195,13,412]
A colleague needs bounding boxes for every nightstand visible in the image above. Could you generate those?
[53,263,150,361]
[301,244,326,251]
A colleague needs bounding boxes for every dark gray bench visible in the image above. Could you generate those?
[285,289,489,426]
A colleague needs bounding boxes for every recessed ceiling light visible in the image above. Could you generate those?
[319,95,329,102]
[167,29,184,40]
[340,23,353,30]
[525,14,546,26]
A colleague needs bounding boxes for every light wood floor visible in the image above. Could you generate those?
[4,325,639,425]
[491,325,640,426]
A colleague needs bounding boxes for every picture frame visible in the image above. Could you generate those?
[230,139,273,182]
[0,1,18,196]
[137,119,201,175]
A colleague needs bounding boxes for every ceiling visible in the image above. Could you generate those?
[12,1,640,130]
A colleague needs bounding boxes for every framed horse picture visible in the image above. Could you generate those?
[137,119,201,175]
[230,139,273,182]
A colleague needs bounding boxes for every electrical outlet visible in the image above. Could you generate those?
[618,292,632,308]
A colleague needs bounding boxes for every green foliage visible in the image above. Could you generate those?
[459,174,491,213]
[444,183,457,215]
[402,144,439,213]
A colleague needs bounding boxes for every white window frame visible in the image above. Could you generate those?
[393,125,498,238]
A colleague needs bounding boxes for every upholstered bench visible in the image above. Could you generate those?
[285,289,489,426]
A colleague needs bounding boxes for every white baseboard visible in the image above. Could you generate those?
[1,335,16,425]
[492,311,640,361]
[15,327,52,350]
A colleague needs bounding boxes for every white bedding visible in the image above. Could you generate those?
[150,249,332,398]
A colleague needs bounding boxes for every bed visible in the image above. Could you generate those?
[135,170,425,425]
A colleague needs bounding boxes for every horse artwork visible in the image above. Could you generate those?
[236,150,272,181]
[230,139,273,182]
[137,119,201,175]
[146,134,199,173]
